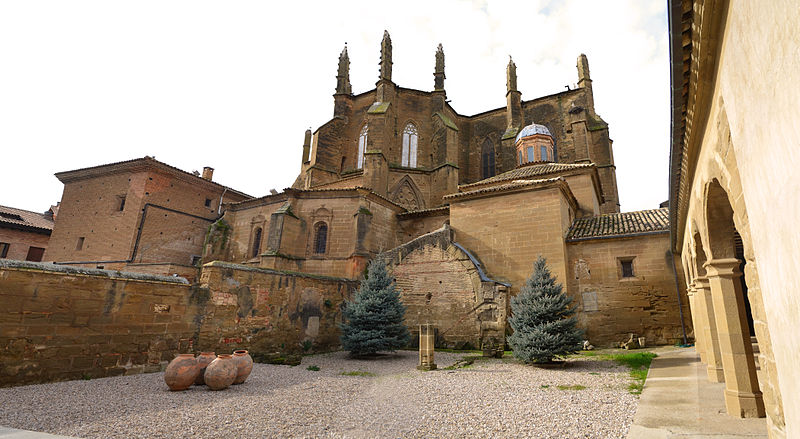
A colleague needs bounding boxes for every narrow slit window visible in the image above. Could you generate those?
[481,139,495,179]
[251,228,262,258]
[401,123,418,168]
[76,237,85,251]
[357,125,368,169]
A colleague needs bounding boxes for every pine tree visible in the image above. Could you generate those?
[339,258,410,356]
[508,256,584,363]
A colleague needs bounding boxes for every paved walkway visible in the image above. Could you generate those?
[627,347,767,438]
[0,428,77,439]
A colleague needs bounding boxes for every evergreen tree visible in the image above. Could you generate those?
[340,258,410,356]
[508,256,584,363]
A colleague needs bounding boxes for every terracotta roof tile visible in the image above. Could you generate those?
[0,205,54,232]
[566,208,669,241]
[460,162,595,190]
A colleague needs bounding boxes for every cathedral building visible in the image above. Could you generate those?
[212,32,689,348]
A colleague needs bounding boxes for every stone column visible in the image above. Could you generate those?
[686,283,705,363]
[695,276,725,382]
[704,259,765,418]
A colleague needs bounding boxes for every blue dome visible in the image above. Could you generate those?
[515,123,552,142]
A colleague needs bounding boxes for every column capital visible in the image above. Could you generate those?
[704,258,742,278]
[694,275,710,289]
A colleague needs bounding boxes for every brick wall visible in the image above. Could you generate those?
[0,227,50,261]
[566,234,690,346]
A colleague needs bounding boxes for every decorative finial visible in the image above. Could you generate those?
[336,42,352,95]
[434,43,446,91]
[380,30,393,81]
[506,56,518,92]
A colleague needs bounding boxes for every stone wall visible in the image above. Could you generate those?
[566,233,690,346]
[0,260,356,387]
[0,261,196,386]
[383,226,507,349]
[196,262,357,356]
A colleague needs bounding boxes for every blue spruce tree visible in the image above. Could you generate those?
[508,256,583,363]
[340,258,410,356]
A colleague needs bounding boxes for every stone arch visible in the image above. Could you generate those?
[389,175,425,211]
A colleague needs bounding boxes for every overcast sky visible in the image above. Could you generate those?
[0,0,670,214]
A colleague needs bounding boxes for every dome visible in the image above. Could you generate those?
[515,123,552,143]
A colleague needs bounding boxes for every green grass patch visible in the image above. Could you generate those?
[572,351,657,395]
[340,371,375,377]
[589,372,600,375]
[540,384,550,389]
[556,385,587,391]
[306,365,320,371]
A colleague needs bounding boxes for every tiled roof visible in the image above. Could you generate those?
[445,177,566,201]
[0,205,54,232]
[460,162,595,190]
[566,208,669,241]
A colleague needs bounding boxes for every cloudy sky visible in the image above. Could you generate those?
[0,0,670,214]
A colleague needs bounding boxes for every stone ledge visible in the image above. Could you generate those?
[0,260,189,284]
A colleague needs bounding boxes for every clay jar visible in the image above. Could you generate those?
[194,352,216,386]
[164,354,198,391]
[232,350,254,385]
[204,354,237,391]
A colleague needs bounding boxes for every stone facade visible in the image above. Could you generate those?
[668,0,799,436]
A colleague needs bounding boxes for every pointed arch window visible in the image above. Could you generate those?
[357,125,368,169]
[251,227,262,258]
[313,222,328,254]
[401,123,418,168]
[481,139,496,179]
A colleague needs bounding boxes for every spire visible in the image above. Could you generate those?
[434,43,445,91]
[336,44,352,95]
[506,56,518,93]
[577,53,591,86]
[379,30,392,82]
[301,128,312,164]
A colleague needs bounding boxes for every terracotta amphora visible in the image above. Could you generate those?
[194,352,216,386]
[204,354,237,391]
[164,354,198,391]
[232,350,254,385]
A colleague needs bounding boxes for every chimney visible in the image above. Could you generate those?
[202,167,214,181]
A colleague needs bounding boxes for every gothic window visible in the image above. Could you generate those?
[251,227,262,258]
[481,139,495,179]
[313,222,328,254]
[357,125,368,169]
[401,123,418,167]
[541,145,548,161]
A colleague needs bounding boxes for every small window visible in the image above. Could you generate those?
[481,139,495,179]
[26,247,45,262]
[96,265,104,270]
[0,242,9,258]
[190,255,202,266]
[620,258,635,278]
[117,195,126,212]
[526,146,535,162]
[205,198,212,207]
[541,145,548,161]
[518,150,523,164]
[251,228,262,258]
[76,237,85,251]
[314,222,328,254]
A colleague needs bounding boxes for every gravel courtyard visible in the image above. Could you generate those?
[0,351,639,438]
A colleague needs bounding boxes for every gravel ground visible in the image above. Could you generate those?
[0,351,639,438]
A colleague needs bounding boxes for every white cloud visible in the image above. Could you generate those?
[0,0,669,213]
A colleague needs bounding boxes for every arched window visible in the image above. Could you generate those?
[481,139,495,179]
[251,227,262,258]
[540,145,548,161]
[313,222,328,254]
[357,125,368,169]
[401,123,418,167]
